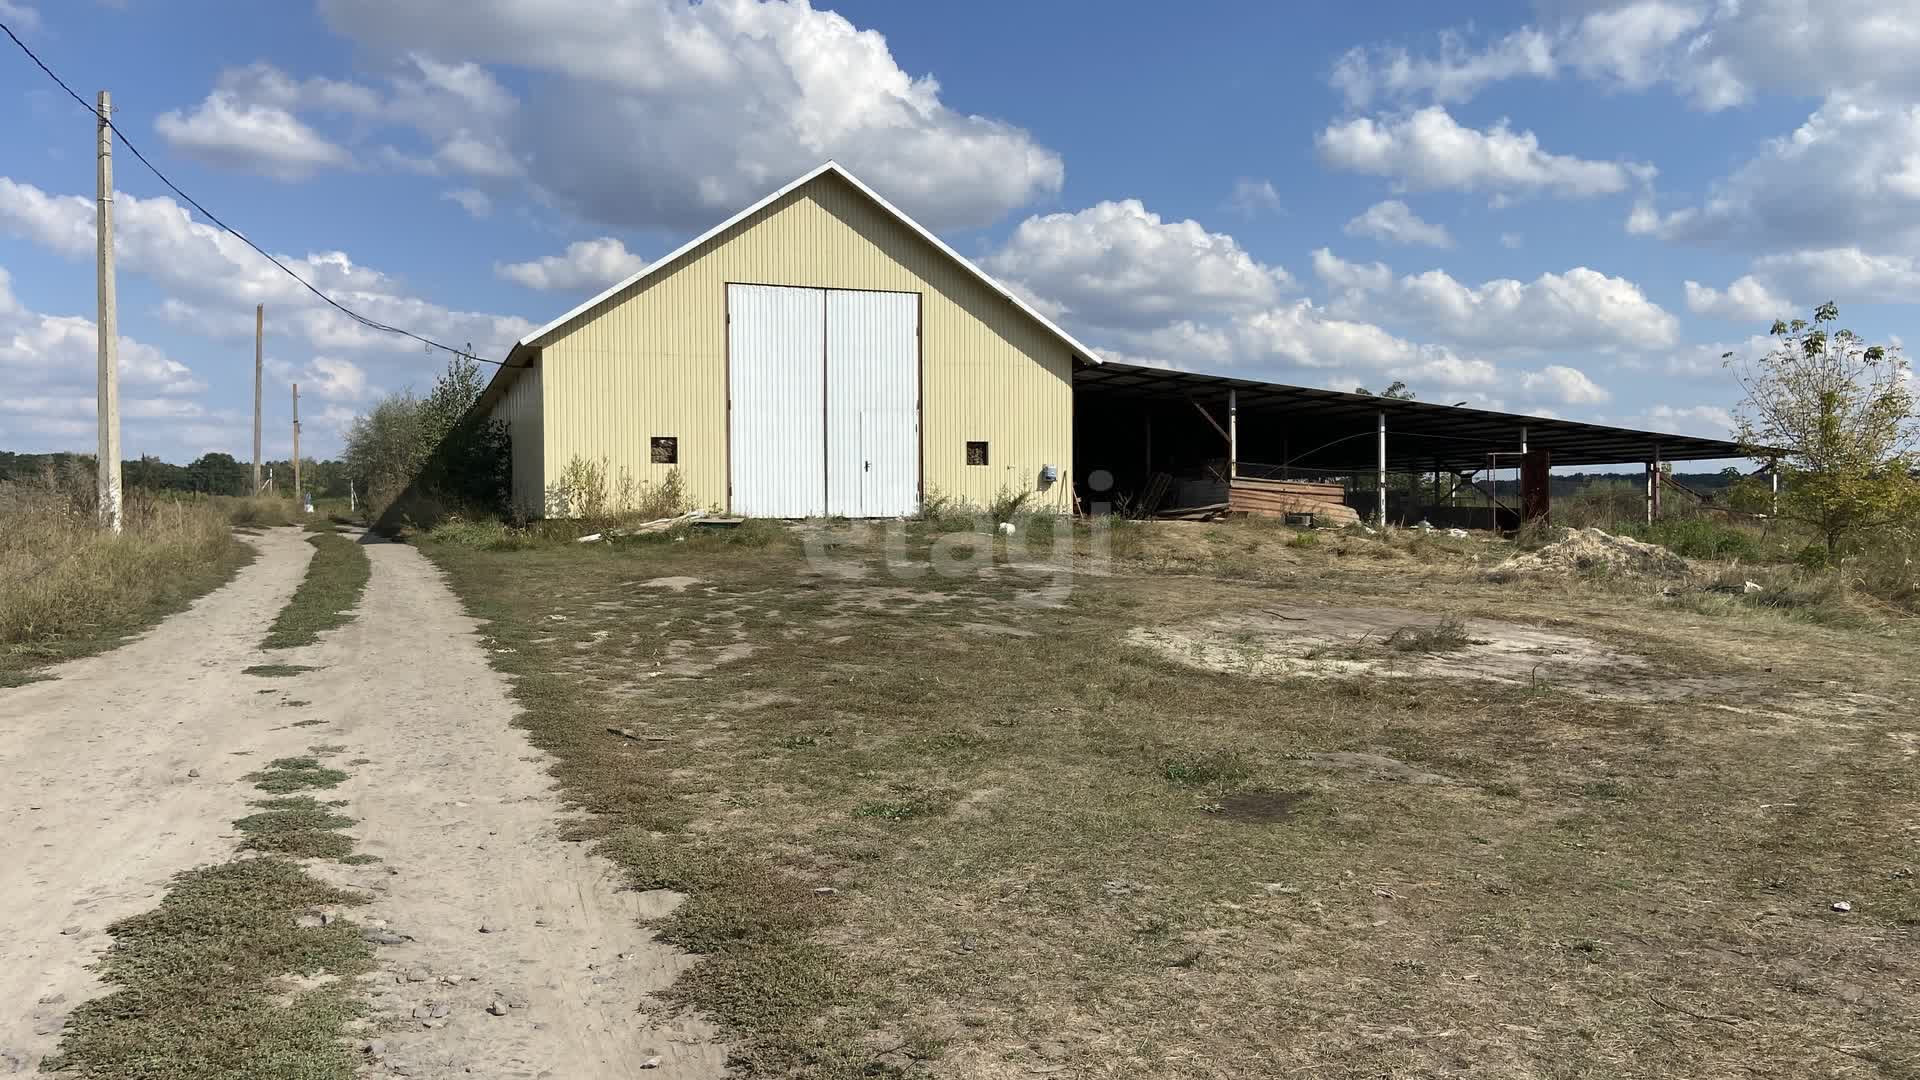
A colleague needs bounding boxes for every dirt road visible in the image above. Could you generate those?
[0,528,722,1078]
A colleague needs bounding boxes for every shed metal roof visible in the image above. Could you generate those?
[1076,360,1757,471]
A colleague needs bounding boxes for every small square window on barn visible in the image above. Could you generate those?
[651,436,678,464]
[965,440,989,466]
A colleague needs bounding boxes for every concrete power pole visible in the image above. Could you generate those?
[95,90,122,532]
[291,382,301,500]
[253,304,263,493]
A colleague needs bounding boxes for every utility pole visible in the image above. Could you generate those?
[291,382,301,501]
[253,304,263,493]
[95,90,122,532]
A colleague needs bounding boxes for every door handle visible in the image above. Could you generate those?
[863,460,871,472]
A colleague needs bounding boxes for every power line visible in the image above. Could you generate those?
[1,19,505,367]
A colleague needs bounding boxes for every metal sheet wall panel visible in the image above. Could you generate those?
[486,360,544,515]
[537,171,1072,514]
[825,290,919,517]
[727,284,826,517]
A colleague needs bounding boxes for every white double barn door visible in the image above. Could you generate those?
[728,284,920,518]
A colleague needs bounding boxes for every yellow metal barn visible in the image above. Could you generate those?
[475,162,1102,518]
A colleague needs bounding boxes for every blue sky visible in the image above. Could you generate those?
[1,0,1915,463]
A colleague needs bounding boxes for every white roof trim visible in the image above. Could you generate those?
[512,160,1104,364]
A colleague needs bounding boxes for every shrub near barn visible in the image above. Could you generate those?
[344,355,511,526]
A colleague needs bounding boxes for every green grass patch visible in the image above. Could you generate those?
[243,663,318,677]
[245,756,349,794]
[44,858,374,1080]
[234,797,357,860]
[1161,749,1249,787]
[261,531,371,649]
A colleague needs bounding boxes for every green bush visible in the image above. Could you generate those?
[1622,518,1763,561]
[346,355,511,528]
[544,457,688,525]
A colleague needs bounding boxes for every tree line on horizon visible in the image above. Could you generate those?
[0,450,352,499]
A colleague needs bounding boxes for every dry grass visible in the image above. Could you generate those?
[425,518,1920,1079]
[0,474,252,685]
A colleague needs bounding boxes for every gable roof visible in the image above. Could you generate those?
[512,160,1106,362]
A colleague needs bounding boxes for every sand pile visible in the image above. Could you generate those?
[1490,527,1690,578]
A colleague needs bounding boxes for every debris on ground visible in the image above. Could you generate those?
[1488,527,1690,579]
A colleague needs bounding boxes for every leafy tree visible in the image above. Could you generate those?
[1726,302,1917,553]
[1355,380,1415,399]
[184,452,249,495]
[343,353,510,521]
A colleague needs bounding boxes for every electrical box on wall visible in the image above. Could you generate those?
[1039,464,1059,484]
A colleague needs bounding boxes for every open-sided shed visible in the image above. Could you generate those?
[1074,359,1757,526]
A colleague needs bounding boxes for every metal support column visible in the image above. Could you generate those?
[1770,459,1780,517]
[1227,389,1238,480]
[1645,458,1655,526]
[1375,409,1387,528]
[1518,425,1530,513]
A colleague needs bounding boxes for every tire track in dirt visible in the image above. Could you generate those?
[0,528,725,1079]
[0,528,316,1071]
[270,535,726,1079]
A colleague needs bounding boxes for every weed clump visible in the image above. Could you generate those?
[44,859,373,1079]
[234,797,357,860]
[245,757,349,794]
[1161,749,1249,788]
[242,664,318,678]
[1383,615,1472,653]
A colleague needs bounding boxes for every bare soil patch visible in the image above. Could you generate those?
[1128,604,1656,696]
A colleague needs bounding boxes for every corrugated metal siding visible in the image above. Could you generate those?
[727,284,827,517]
[487,361,545,515]
[536,171,1074,512]
[826,290,919,517]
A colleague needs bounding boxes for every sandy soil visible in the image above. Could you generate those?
[0,528,723,1079]
[0,528,316,1071]
[1127,604,1658,694]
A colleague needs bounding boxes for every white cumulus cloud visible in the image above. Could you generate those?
[0,267,203,393]
[1632,99,1920,252]
[1331,27,1556,108]
[1228,178,1283,215]
[1317,107,1651,199]
[155,92,354,180]
[442,188,493,218]
[311,0,1065,230]
[0,177,533,358]
[1343,199,1453,247]
[0,0,40,33]
[495,238,647,291]
[1520,364,1610,404]
[266,355,375,402]
[1313,251,1677,350]
[984,200,1294,332]
[1682,275,1793,322]
[1749,248,1920,305]
[1332,2,1920,112]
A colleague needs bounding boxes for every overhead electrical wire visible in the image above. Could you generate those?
[1,19,506,367]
